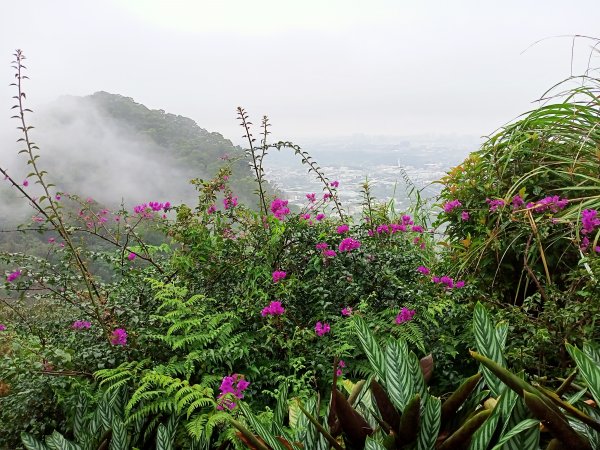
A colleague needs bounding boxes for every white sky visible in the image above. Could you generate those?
[1,0,600,144]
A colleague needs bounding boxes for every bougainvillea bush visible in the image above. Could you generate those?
[1,49,599,448]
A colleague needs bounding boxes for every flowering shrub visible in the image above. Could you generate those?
[217,374,249,410]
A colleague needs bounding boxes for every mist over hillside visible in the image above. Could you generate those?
[0,92,261,225]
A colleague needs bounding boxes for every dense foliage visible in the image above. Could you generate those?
[1,50,599,449]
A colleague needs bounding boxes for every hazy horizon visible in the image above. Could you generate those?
[1,1,600,146]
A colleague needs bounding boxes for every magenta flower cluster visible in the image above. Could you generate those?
[330,180,339,188]
[526,196,569,213]
[315,321,331,336]
[339,237,361,252]
[72,320,91,329]
[395,307,416,324]
[341,306,353,316]
[336,359,346,377]
[432,275,465,289]
[217,374,250,410]
[580,209,600,252]
[443,199,462,213]
[306,193,316,202]
[316,242,336,258]
[486,198,506,212]
[133,201,170,217]
[336,224,349,234]
[417,266,430,275]
[272,271,287,283]
[110,328,127,346]
[223,195,238,210]
[261,301,285,317]
[271,198,290,220]
[6,270,21,283]
[0,324,6,331]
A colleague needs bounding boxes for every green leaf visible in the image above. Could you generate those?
[21,433,49,450]
[416,395,441,450]
[45,431,81,450]
[468,386,517,450]
[566,343,600,407]
[109,418,128,450]
[364,437,387,450]
[473,302,506,396]
[490,419,540,450]
[239,402,290,450]
[155,423,174,450]
[274,381,289,428]
[355,316,386,381]
[385,339,411,410]
[73,394,88,443]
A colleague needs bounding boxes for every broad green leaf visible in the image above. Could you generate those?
[109,418,128,450]
[469,386,516,450]
[156,423,174,450]
[490,419,540,450]
[385,339,411,410]
[410,351,427,399]
[21,433,49,450]
[73,394,88,443]
[45,431,81,450]
[239,402,289,450]
[473,302,506,396]
[566,343,600,407]
[355,316,386,381]
[416,396,441,450]
[364,437,387,450]
[274,381,289,428]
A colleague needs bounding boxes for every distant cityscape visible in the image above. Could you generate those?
[263,135,479,214]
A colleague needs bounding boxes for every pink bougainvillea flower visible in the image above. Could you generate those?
[55,194,61,201]
[336,359,346,376]
[301,213,311,220]
[339,237,361,252]
[72,320,91,330]
[527,196,569,213]
[442,200,461,213]
[127,252,136,261]
[0,324,6,331]
[454,280,466,288]
[207,204,216,214]
[110,328,127,346]
[376,224,390,234]
[330,181,339,188]
[461,211,470,221]
[417,266,430,275]
[395,307,416,324]
[22,180,29,187]
[336,224,349,234]
[323,249,337,258]
[217,374,250,410]
[341,307,353,316]
[486,198,506,212]
[315,242,328,250]
[261,300,285,317]
[582,209,600,235]
[411,225,424,233]
[306,193,316,202]
[270,198,290,220]
[316,213,325,221]
[512,195,524,208]
[272,271,287,283]
[6,270,21,283]
[323,193,332,201]
[315,321,331,336]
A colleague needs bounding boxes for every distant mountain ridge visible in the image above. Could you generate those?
[27,91,268,209]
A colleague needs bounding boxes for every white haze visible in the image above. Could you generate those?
[0,98,199,224]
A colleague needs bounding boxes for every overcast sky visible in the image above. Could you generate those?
[1,0,600,144]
